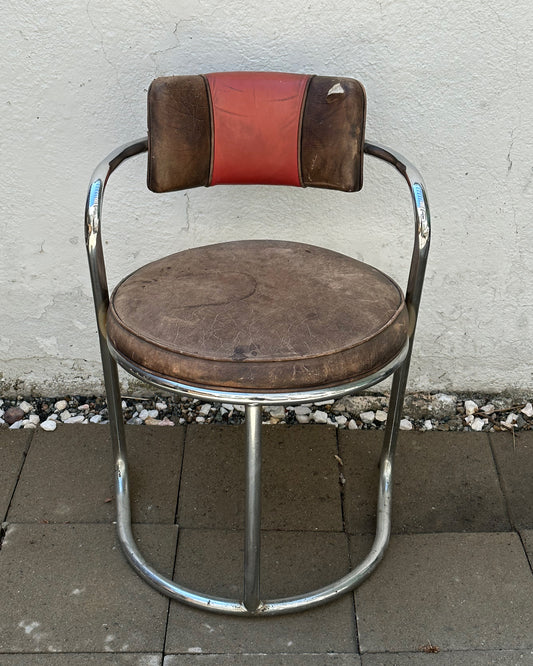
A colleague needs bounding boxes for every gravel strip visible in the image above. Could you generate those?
[0,393,532,433]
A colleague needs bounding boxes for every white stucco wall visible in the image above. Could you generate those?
[1,0,532,396]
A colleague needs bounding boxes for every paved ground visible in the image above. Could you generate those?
[0,423,532,664]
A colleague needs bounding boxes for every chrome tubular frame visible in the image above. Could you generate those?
[108,342,409,406]
[244,404,262,611]
[85,138,430,615]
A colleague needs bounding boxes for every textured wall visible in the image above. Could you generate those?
[1,0,532,395]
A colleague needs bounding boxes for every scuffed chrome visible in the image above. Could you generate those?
[85,136,430,615]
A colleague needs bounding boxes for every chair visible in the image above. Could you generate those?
[85,71,430,615]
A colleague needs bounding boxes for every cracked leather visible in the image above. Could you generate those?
[147,73,365,192]
[107,240,408,391]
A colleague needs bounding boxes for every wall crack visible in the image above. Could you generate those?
[507,128,515,174]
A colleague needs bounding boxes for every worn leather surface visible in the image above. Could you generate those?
[147,75,211,193]
[301,76,366,191]
[205,72,310,186]
[147,72,366,193]
[107,240,408,391]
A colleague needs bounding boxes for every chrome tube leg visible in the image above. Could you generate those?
[375,341,414,545]
[244,404,262,612]
[100,343,125,457]
[97,336,134,545]
[382,342,414,467]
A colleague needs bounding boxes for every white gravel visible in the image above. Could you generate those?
[312,410,328,424]
[0,393,532,434]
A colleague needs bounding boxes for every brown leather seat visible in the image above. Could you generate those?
[107,239,408,391]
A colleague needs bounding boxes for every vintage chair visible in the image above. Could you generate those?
[85,72,430,615]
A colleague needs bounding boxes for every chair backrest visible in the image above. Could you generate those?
[147,72,366,194]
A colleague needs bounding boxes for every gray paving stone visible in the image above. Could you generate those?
[165,655,361,664]
[0,656,162,665]
[340,431,510,534]
[490,431,533,529]
[353,532,533,653]
[0,429,32,520]
[178,425,343,531]
[0,523,176,653]
[8,425,183,523]
[165,529,355,654]
[362,650,533,664]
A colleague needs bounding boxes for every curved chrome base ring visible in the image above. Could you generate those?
[107,345,410,615]
[108,340,409,406]
[114,437,393,615]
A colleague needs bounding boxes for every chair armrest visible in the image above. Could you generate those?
[364,141,431,328]
[85,138,148,335]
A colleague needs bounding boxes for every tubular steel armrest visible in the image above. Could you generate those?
[364,141,431,327]
[85,138,148,338]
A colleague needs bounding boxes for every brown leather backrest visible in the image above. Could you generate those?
[147,72,366,193]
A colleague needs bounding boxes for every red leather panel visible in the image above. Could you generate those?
[205,72,310,186]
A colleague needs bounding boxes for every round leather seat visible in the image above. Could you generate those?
[107,240,409,391]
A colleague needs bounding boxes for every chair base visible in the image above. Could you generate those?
[101,338,411,615]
